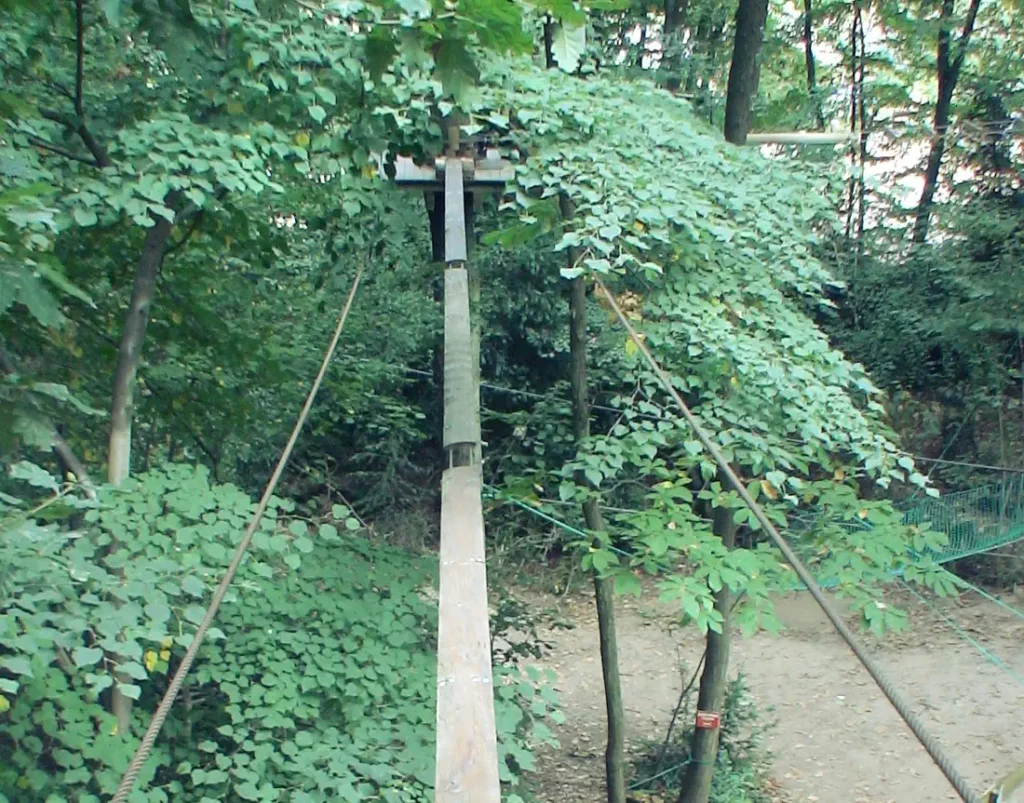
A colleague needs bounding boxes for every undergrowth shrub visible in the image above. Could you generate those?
[0,461,560,802]
[630,674,774,803]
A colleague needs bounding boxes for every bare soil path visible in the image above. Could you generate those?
[522,585,1024,803]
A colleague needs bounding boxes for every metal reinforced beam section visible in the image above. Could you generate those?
[442,269,480,454]
[435,464,500,803]
[376,152,515,190]
[435,154,499,803]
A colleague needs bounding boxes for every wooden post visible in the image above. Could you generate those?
[434,140,501,803]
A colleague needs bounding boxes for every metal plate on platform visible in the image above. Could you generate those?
[376,153,514,189]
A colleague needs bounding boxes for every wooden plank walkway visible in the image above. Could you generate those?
[435,463,500,803]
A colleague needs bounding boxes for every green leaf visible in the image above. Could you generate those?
[308,105,327,124]
[99,0,121,24]
[184,606,206,625]
[73,208,98,227]
[229,0,257,13]
[319,523,338,540]
[614,572,642,597]
[72,647,103,668]
[182,574,206,597]
[550,23,586,73]
[145,601,171,623]
[313,86,337,106]
[119,661,148,680]
[1,656,32,676]
[9,461,57,490]
[118,683,142,700]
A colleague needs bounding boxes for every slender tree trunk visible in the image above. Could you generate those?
[803,0,825,129]
[723,0,770,144]
[663,0,689,90]
[543,16,556,69]
[569,276,627,803]
[856,9,868,247]
[844,8,860,240]
[665,0,688,32]
[912,0,983,243]
[108,216,174,486]
[678,489,738,803]
[912,96,953,244]
[563,198,626,803]
[107,213,173,732]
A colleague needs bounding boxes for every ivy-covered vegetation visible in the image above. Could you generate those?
[3,0,1022,798]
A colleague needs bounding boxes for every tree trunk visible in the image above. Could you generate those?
[565,202,626,803]
[108,216,174,486]
[665,0,688,32]
[803,0,825,129]
[911,0,983,243]
[843,8,860,240]
[107,213,173,733]
[723,0,769,144]
[664,0,689,91]
[543,17,556,69]
[856,9,868,247]
[678,491,738,803]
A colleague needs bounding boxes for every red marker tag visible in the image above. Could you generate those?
[695,711,721,730]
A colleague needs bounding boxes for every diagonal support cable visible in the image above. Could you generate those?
[110,267,364,803]
[594,276,980,803]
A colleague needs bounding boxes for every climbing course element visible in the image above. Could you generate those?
[903,476,1024,563]
[594,277,982,803]
[110,269,364,803]
[435,137,500,803]
[377,132,512,803]
[436,464,499,803]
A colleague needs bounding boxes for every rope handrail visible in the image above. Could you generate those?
[109,268,364,803]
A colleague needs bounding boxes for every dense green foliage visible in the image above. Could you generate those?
[1,464,559,801]
[3,0,1023,798]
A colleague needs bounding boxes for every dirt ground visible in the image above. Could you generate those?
[519,583,1024,803]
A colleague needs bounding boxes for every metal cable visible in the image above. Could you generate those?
[373,361,1021,475]
[899,579,1024,687]
[594,276,981,803]
[109,267,364,803]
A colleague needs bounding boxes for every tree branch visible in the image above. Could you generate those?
[38,104,111,170]
[0,348,96,496]
[0,54,75,100]
[950,0,983,78]
[53,431,97,497]
[172,187,227,225]
[26,134,100,166]
[165,211,205,255]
